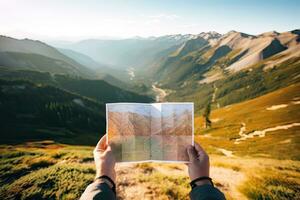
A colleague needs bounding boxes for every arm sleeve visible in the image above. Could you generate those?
[190,184,226,200]
[80,182,117,200]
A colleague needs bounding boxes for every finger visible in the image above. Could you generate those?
[194,142,207,156]
[94,134,107,152]
[187,145,198,162]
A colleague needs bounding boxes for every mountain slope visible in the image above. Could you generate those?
[58,48,134,84]
[194,83,300,160]
[0,36,94,78]
[152,30,300,88]
[54,34,209,70]
[0,68,153,103]
[54,75,153,103]
[0,79,106,144]
[0,52,90,76]
[58,48,106,70]
[165,45,300,112]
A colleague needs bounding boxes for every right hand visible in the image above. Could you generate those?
[186,142,210,184]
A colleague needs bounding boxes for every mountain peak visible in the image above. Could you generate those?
[198,31,222,40]
[259,31,280,37]
[225,30,253,38]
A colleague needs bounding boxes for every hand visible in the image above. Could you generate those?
[186,142,210,185]
[93,134,116,182]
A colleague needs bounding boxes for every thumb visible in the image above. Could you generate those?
[187,145,198,162]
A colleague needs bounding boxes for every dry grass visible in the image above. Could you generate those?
[194,83,300,160]
[1,142,300,199]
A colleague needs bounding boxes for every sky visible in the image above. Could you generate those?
[1,0,299,41]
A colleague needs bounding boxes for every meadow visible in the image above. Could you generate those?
[1,141,300,200]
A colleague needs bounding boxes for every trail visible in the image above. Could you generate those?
[216,148,235,157]
[235,122,300,144]
[266,104,288,110]
[152,84,167,102]
[266,100,300,110]
[115,161,246,200]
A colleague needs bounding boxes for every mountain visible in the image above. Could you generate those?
[153,30,299,87]
[0,29,299,143]
[0,68,153,144]
[58,48,107,70]
[58,48,134,84]
[0,36,94,78]
[149,30,300,111]
[0,68,153,103]
[53,75,153,103]
[52,34,206,71]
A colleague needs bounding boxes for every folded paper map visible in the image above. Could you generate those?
[106,102,194,162]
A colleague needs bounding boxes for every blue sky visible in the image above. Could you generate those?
[0,0,299,40]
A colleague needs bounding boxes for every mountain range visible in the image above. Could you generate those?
[0,29,299,144]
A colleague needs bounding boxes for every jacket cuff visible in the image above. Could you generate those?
[80,181,116,200]
[190,184,226,200]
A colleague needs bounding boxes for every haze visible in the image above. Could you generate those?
[0,0,299,41]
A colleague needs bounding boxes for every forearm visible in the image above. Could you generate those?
[190,184,226,200]
[80,181,117,200]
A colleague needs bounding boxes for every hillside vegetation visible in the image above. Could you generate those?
[1,142,299,200]
[166,55,300,112]
[194,83,300,160]
[0,79,105,144]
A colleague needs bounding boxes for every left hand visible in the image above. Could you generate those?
[93,134,116,182]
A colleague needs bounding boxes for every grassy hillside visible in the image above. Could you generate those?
[194,83,300,160]
[1,142,299,200]
[166,55,300,113]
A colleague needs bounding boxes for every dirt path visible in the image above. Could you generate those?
[235,122,300,144]
[211,166,246,199]
[115,161,246,200]
[216,148,235,157]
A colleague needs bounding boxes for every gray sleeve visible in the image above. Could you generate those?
[80,182,117,200]
[190,184,226,200]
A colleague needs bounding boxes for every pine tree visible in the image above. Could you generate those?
[203,102,211,129]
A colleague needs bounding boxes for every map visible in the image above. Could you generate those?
[106,103,194,162]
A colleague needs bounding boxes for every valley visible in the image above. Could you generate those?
[0,28,299,199]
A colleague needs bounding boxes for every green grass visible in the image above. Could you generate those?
[0,141,95,200]
[1,164,95,200]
